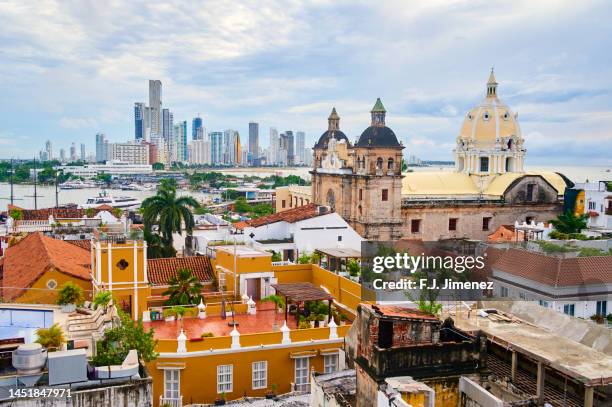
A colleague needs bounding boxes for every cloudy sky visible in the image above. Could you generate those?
[1,0,611,165]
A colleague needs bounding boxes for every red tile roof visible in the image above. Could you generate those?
[492,248,612,286]
[1,233,91,301]
[147,256,214,286]
[6,204,115,221]
[236,203,323,229]
[66,240,92,251]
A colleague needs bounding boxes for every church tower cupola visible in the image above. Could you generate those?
[328,107,340,131]
[370,98,386,127]
[486,68,498,98]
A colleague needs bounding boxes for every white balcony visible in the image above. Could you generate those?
[159,395,183,407]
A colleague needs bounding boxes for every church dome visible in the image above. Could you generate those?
[355,98,402,148]
[315,107,350,149]
[315,130,349,149]
[458,70,522,147]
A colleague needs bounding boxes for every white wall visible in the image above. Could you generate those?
[293,213,363,254]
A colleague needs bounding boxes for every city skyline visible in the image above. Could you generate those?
[1,1,612,164]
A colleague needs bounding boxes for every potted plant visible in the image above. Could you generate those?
[307,314,316,328]
[57,282,84,313]
[315,313,326,327]
[35,323,66,351]
[266,383,278,399]
[93,291,113,314]
[214,392,226,405]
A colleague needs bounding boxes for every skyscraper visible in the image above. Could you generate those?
[148,80,162,137]
[192,117,203,140]
[296,131,305,164]
[210,132,223,165]
[248,122,259,165]
[70,143,77,161]
[285,131,295,165]
[45,140,52,161]
[269,128,279,165]
[59,148,66,162]
[95,133,108,163]
[134,102,145,140]
[80,143,86,161]
[162,108,173,145]
[171,121,188,162]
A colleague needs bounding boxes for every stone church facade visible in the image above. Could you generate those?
[311,72,569,241]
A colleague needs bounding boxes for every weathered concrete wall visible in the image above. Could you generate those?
[400,203,562,241]
[0,378,152,407]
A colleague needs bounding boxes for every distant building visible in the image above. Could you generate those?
[110,141,150,165]
[70,143,77,161]
[134,102,145,140]
[171,120,188,162]
[45,140,52,161]
[248,122,259,164]
[162,108,173,145]
[285,131,294,165]
[95,133,109,163]
[566,181,612,234]
[80,143,86,161]
[59,148,66,162]
[192,116,203,140]
[296,131,305,164]
[57,161,153,178]
[190,138,212,165]
[269,127,279,165]
[148,79,162,137]
[210,132,223,165]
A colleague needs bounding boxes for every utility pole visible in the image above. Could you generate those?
[25,158,43,210]
[0,158,23,207]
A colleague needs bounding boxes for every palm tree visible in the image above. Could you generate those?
[163,268,203,306]
[93,291,113,313]
[550,210,588,234]
[35,323,66,350]
[141,178,199,256]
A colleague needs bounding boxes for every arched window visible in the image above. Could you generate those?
[387,158,394,171]
[358,205,362,216]
[376,157,383,170]
[507,139,513,150]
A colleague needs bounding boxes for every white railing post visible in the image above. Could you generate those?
[328,319,338,339]
[280,320,291,344]
[177,329,187,353]
[230,326,241,349]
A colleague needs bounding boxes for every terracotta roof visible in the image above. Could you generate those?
[232,221,249,231]
[239,203,323,229]
[2,233,91,301]
[6,204,114,221]
[66,240,92,251]
[369,304,439,321]
[492,248,612,286]
[147,256,214,286]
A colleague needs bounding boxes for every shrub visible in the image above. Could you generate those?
[201,332,214,338]
[56,282,84,306]
[590,314,605,324]
[35,323,65,350]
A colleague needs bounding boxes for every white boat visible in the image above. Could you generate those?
[59,180,98,189]
[121,183,155,191]
[80,191,142,210]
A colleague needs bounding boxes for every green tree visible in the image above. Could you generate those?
[234,197,251,213]
[550,210,588,234]
[163,268,203,306]
[91,311,158,366]
[142,178,199,253]
[96,173,112,185]
[35,323,66,350]
[93,291,113,313]
[152,162,165,171]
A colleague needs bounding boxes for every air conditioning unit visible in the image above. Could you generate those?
[12,344,47,375]
[317,205,331,215]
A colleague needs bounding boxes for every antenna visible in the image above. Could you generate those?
[0,159,24,206]
[24,158,44,210]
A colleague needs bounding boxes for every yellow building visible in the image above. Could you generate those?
[144,246,362,406]
[275,184,312,212]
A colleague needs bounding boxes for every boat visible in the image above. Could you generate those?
[79,191,142,210]
[59,180,98,189]
[120,183,155,191]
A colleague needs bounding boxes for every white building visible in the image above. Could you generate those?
[233,203,363,262]
[576,181,612,234]
[58,161,153,178]
[489,246,611,319]
[111,142,149,165]
[189,138,212,165]
[269,127,279,165]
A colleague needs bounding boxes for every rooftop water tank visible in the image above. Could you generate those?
[12,343,48,375]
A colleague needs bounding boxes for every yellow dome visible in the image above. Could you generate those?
[458,71,522,147]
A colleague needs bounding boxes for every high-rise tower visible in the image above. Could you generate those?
[148,80,162,137]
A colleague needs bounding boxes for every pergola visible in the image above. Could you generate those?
[315,248,361,273]
[271,282,335,322]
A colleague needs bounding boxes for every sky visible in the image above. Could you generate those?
[1,0,612,165]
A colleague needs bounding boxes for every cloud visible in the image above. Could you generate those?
[59,117,99,130]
